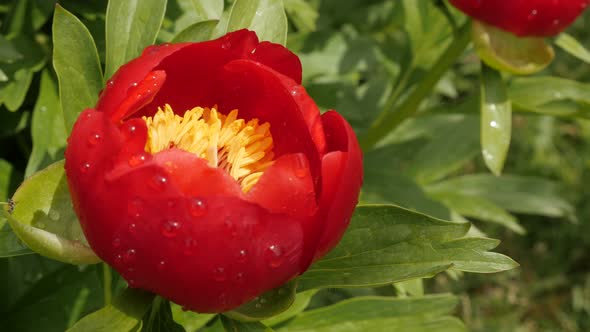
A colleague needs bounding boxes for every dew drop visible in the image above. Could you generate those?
[128,153,147,167]
[189,198,207,217]
[259,298,267,304]
[150,174,168,191]
[128,223,137,234]
[183,237,197,255]
[130,82,138,88]
[553,19,560,26]
[107,80,115,86]
[33,220,46,229]
[87,132,101,146]
[236,272,244,280]
[123,123,137,139]
[265,244,284,268]
[39,106,47,113]
[221,41,231,50]
[114,254,123,264]
[128,279,137,287]
[157,260,166,271]
[123,249,136,263]
[80,162,91,173]
[237,249,247,263]
[213,267,226,281]
[48,209,60,221]
[527,9,538,21]
[255,303,262,308]
[112,237,121,248]
[490,120,499,128]
[127,198,143,218]
[161,220,181,238]
[290,88,299,97]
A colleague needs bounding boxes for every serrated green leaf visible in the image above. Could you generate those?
[68,288,155,332]
[298,205,517,291]
[227,280,297,322]
[4,160,100,265]
[480,63,512,176]
[227,0,288,45]
[426,174,576,221]
[221,316,274,332]
[172,19,219,43]
[277,295,466,332]
[25,69,67,178]
[105,0,168,79]
[555,33,590,64]
[52,4,103,132]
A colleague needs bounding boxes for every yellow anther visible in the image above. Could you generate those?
[143,104,274,192]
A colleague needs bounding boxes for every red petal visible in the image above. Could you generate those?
[218,59,326,185]
[249,41,302,84]
[313,111,363,260]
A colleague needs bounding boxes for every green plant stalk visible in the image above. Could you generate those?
[360,21,472,151]
[103,263,112,306]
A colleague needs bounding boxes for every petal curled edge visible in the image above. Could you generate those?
[313,111,363,261]
[98,30,304,120]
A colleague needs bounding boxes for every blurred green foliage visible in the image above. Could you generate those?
[0,0,589,331]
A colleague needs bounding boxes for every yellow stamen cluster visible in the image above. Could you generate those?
[143,104,275,192]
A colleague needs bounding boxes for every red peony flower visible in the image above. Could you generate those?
[449,0,589,37]
[64,30,362,313]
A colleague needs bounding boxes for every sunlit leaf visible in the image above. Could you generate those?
[172,19,219,43]
[555,33,590,64]
[105,0,168,79]
[4,161,100,265]
[227,0,288,45]
[53,4,103,132]
[480,63,511,176]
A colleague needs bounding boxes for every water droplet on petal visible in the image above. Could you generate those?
[127,198,143,218]
[255,303,262,308]
[80,162,91,173]
[527,9,538,21]
[128,223,137,234]
[157,260,166,270]
[112,238,121,248]
[237,249,247,263]
[150,174,168,191]
[87,133,101,146]
[221,42,231,50]
[123,249,136,263]
[265,244,284,268]
[128,153,147,167]
[161,220,181,238]
[107,80,115,86]
[213,267,226,281]
[189,198,207,217]
[131,82,138,88]
[183,237,197,255]
[114,254,123,264]
[236,272,244,280]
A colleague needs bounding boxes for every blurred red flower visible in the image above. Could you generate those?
[449,0,589,36]
[64,30,362,313]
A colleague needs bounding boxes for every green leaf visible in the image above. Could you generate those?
[171,304,215,332]
[480,63,512,176]
[68,288,155,332]
[227,280,297,322]
[472,20,554,75]
[227,0,288,45]
[52,4,103,132]
[172,19,219,43]
[298,205,517,291]
[105,0,168,79]
[509,76,590,118]
[189,0,224,21]
[0,35,47,111]
[0,35,23,63]
[431,192,525,235]
[25,69,67,178]
[283,0,318,33]
[426,174,576,221]
[262,290,317,327]
[4,160,100,265]
[143,297,186,332]
[555,33,590,64]
[277,295,466,332]
[221,316,274,332]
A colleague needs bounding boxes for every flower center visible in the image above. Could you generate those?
[143,104,275,192]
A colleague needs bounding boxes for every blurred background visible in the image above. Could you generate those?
[0,1,589,331]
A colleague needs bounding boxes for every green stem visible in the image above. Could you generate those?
[359,21,472,150]
[102,263,112,306]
